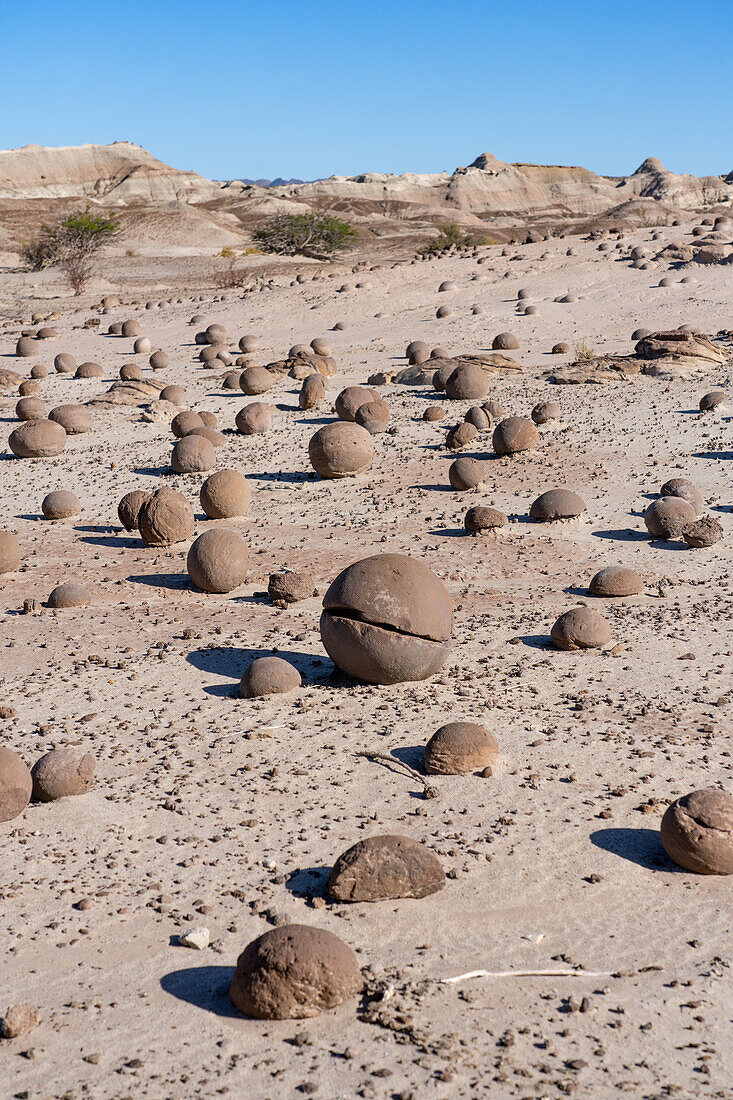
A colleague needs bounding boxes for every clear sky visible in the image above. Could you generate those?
[1,0,731,182]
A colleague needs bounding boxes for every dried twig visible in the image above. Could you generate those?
[355,751,438,799]
[439,968,616,984]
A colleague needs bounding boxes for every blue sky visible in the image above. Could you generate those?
[1,0,731,181]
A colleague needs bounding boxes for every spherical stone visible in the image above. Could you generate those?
[424,722,499,775]
[589,566,643,597]
[299,374,327,409]
[121,320,140,337]
[320,553,452,684]
[438,280,456,292]
[9,419,66,458]
[138,487,195,546]
[310,338,332,356]
[159,385,186,406]
[19,380,41,397]
[171,435,215,474]
[446,421,478,450]
[240,655,301,698]
[644,497,696,539]
[551,607,611,650]
[199,344,221,364]
[682,515,723,548]
[435,305,452,318]
[699,390,727,411]
[235,402,274,436]
[448,457,486,491]
[355,399,390,427]
[229,924,362,1020]
[223,371,243,391]
[41,490,81,520]
[120,363,143,381]
[0,530,21,574]
[200,470,251,520]
[659,277,674,287]
[309,422,374,479]
[54,353,76,373]
[531,401,561,424]
[423,406,446,422]
[432,362,456,392]
[15,336,36,357]
[171,411,204,438]
[188,426,226,448]
[47,583,91,609]
[660,478,703,514]
[464,505,508,532]
[187,529,248,593]
[328,834,445,902]
[0,747,32,823]
[492,416,539,455]
[200,410,218,428]
[464,406,491,430]
[75,361,104,380]
[133,337,152,355]
[16,397,46,421]
[289,344,310,357]
[484,399,504,420]
[406,340,428,359]
[118,490,151,531]
[240,366,275,395]
[552,342,570,354]
[661,789,733,874]
[239,335,259,353]
[48,404,92,434]
[445,363,489,401]
[408,348,429,365]
[530,489,586,521]
[205,323,227,345]
[524,304,539,315]
[31,364,48,380]
[631,328,650,341]
[334,386,379,422]
[149,350,169,370]
[108,322,123,335]
[31,747,95,802]
[492,332,519,350]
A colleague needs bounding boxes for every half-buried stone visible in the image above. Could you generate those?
[0,747,32,822]
[551,607,611,650]
[47,583,91,609]
[589,566,643,597]
[531,401,561,424]
[187,529,248,593]
[660,788,733,874]
[31,747,95,801]
[530,489,586,521]
[229,924,362,1020]
[327,835,445,901]
[320,553,452,684]
[465,505,508,533]
[424,722,499,775]
[239,656,301,698]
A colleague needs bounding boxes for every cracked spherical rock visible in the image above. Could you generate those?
[530,489,586,521]
[47,583,91,609]
[424,722,499,775]
[31,747,95,802]
[235,402,274,436]
[138,487,195,546]
[0,747,32,823]
[0,531,21,574]
[445,363,489,401]
[589,566,643,597]
[661,789,733,875]
[644,497,696,540]
[171,435,215,474]
[492,416,538,455]
[200,470,251,519]
[239,656,301,698]
[446,421,478,450]
[320,553,452,684]
[308,422,373,479]
[9,419,66,458]
[118,490,151,531]
[682,515,723,548]
[49,404,92,434]
[187,529,248,593]
[464,505,508,533]
[334,386,379,422]
[229,924,362,1020]
[328,835,445,902]
[551,607,611,650]
[41,490,81,520]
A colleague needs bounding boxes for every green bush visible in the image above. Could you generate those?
[253,212,356,259]
[417,222,477,255]
[21,207,121,293]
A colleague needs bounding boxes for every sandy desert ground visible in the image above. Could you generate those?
[1,222,732,1100]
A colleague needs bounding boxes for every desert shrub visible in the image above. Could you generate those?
[21,207,120,293]
[418,223,476,255]
[253,212,356,259]
[574,340,596,361]
[218,246,236,258]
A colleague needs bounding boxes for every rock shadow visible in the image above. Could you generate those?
[592,528,648,543]
[590,828,678,872]
[186,645,330,687]
[160,966,239,1018]
[127,572,190,591]
[285,865,331,899]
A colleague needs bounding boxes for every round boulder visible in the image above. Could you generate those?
[682,516,723,548]
[229,924,362,1020]
[31,747,95,802]
[699,390,726,411]
[530,489,586,521]
[320,554,452,684]
[15,397,46,421]
[138,487,195,546]
[660,789,733,875]
[0,747,32,823]
[531,401,561,424]
[240,366,275,395]
[171,435,215,474]
[644,497,696,540]
[149,350,170,370]
[118,490,151,531]
[465,505,508,533]
[49,405,92,434]
[551,607,611,650]
[492,416,538,455]
[239,656,301,698]
[660,478,703,514]
[235,403,274,436]
[424,722,499,775]
[449,457,487,491]
[187,529,248,593]
[445,363,489,401]
[9,419,66,458]
[75,361,103,379]
[299,374,327,410]
[589,566,643,597]
[334,386,379,423]
[54,353,76,374]
[308,422,374,479]
[48,583,91,609]
[327,835,445,902]
[492,332,519,350]
[200,470,251,519]
[42,491,81,520]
